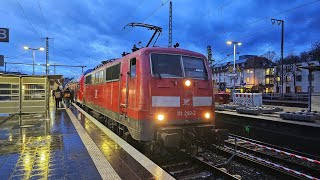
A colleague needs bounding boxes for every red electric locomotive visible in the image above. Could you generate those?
[78,47,221,149]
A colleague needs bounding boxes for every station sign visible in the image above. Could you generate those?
[0,28,9,42]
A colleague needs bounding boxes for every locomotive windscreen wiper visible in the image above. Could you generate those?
[156,72,162,79]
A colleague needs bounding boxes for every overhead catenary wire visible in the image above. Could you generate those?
[141,0,170,23]
[228,0,320,34]
[238,42,314,55]
[214,15,320,59]
[36,0,49,36]
[16,0,42,38]
[121,0,146,27]
[219,0,234,10]
[186,0,320,56]
[51,39,103,72]
[5,52,30,60]
[271,0,320,18]
[238,16,320,42]
[51,45,80,64]
[124,0,170,43]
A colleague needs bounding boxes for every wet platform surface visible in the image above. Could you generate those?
[69,106,155,180]
[0,99,164,180]
[0,102,102,180]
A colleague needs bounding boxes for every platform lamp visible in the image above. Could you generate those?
[23,46,45,75]
[226,41,242,101]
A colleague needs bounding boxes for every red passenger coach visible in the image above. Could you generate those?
[76,74,85,103]
[80,47,219,148]
[66,75,85,103]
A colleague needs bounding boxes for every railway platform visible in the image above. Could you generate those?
[0,100,173,180]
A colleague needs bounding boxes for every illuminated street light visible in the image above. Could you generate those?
[23,46,45,75]
[226,40,242,100]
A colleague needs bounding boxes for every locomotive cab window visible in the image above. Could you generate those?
[151,53,207,79]
[182,56,208,79]
[151,54,183,78]
[130,58,136,78]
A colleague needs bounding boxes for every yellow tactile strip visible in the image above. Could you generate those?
[73,103,175,180]
[64,103,121,180]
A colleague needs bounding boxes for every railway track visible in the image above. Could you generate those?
[223,134,320,180]
[75,103,319,179]
[151,146,290,180]
[154,134,320,179]
[152,151,238,179]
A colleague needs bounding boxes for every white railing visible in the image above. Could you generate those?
[262,93,308,101]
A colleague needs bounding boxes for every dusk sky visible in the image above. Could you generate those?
[1,0,319,77]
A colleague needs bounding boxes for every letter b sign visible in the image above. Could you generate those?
[0,28,9,42]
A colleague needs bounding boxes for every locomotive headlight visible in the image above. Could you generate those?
[157,114,165,121]
[185,80,191,87]
[204,112,210,119]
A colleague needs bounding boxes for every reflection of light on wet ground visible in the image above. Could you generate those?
[72,107,157,179]
[101,141,113,155]
[77,113,82,120]
[20,125,34,128]
[41,151,46,161]
[0,100,105,179]
[0,113,53,178]
[23,154,32,168]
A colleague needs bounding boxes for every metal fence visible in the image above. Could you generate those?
[0,76,20,113]
[262,93,308,101]
[0,75,48,114]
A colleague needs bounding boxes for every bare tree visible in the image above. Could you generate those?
[284,53,300,92]
[261,51,277,61]
[310,41,320,65]
[300,51,312,65]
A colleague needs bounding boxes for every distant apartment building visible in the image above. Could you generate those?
[212,55,274,93]
[212,55,320,93]
[276,61,320,93]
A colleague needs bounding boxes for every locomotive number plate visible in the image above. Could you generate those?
[177,110,196,117]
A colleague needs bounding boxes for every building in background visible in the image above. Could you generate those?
[212,55,320,94]
[277,61,320,93]
[212,55,274,93]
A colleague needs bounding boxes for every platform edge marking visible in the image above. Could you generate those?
[73,103,175,180]
[64,104,121,180]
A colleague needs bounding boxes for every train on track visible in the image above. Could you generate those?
[68,46,227,151]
